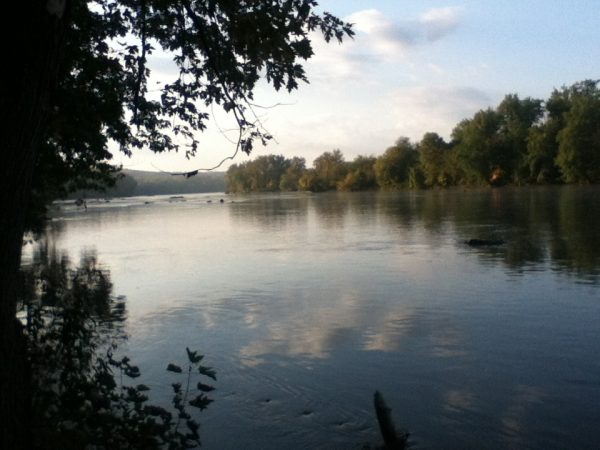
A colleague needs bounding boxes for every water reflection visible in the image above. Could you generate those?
[37,187,600,449]
[238,290,366,363]
[19,239,127,337]
[225,187,600,282]
[362,309,412,353]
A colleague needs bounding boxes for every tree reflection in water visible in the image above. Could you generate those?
[20,242,126,339]
[18,241,215,450]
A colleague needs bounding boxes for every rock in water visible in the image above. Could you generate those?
[465,238,505,247]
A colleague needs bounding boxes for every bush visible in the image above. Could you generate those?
[20,247,215,449]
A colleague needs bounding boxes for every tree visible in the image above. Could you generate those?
[226,162,251,193]
[418,132,453,187]
[280,156,307,191]
[374,137,419,189]
[247,154,290,191]
[452,109,507,185]
[312,149,348,191]
[527,80,600,183]
[527,123,562,184]
[556,89,600,183]
[225,154,305,192]
[526,87,571,183]
[298,168,324,192]
[1,2,353,446]
[337,155,377,191]
[495,94,543,183]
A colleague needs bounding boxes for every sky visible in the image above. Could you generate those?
[118,0,600,173]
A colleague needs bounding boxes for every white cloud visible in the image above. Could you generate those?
[306,7,463,82]
[347,7,463,56]
[427,62,445,75]
[248,84,494,164]
[386,85,492,140]
[346,9,416,59]
[125,6,473,171]
[420,6,462,42]
[305,35,366,81]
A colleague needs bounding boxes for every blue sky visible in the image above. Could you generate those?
[120,1,600,173]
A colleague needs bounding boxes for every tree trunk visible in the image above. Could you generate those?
[0,1,68,447]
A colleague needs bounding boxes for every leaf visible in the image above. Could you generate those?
[167,363,182,373]
[124,365,141,378]
[189,394,213,410]
[96,371,117,390]
[144,405,166,417]
[136,384,151,392]
[196,382,214,392]
[198,366,216,381]
[186,347,204,364]
[186,420,200,433]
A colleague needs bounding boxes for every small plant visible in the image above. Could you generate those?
[20,248,215,449]
[166,348,217,447]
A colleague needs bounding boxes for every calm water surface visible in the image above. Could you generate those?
[27,187,600,449]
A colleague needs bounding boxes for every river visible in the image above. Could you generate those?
[23,186,600,449]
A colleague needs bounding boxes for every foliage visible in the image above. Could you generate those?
[227,151,376,193]
[227,154,294,193]
[452,109,504,185]
[29,1,354,224]
[310,149,348,191]
[418,132,456,187]
[279,157,307,191]
[556,84,600,183]
[19,247,215,449]
[526,85,573,183]
[374,138,419,190]
[222,80,600,194]
[496,94,543,183]
[526,123,562,184]
[337,155,377,191]
[297,168,323,192]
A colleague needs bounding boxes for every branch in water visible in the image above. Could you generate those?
[374,390,409,449]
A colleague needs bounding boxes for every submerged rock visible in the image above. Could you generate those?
[465,238,505,247]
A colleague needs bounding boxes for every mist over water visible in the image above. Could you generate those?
[27,187,600,449]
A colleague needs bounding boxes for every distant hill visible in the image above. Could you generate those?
[72,169,226,198]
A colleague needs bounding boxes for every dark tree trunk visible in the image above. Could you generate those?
[0,1,69,447]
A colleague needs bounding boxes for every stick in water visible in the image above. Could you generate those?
[374,390,408,449]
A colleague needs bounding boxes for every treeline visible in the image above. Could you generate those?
[71,169,226,198]
[226,79,600,193]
